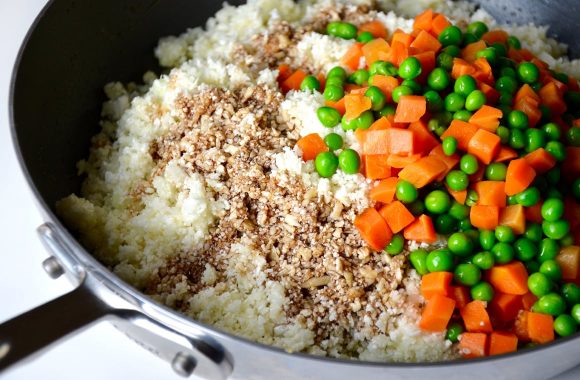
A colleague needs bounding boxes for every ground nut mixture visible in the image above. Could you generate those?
[57,0,580,361]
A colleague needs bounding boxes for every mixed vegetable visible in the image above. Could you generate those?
[278,9,580,358]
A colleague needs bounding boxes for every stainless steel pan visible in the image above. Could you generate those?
[3,0,580,378]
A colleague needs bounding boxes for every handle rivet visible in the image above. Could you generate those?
[42,257,64,279]
[171,352,197,377]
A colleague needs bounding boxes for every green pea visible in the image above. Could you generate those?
[542,122,561,141]
[538,238,560,263]
[536,293,566,316]
[329,22,358,39]
[326,21,342,36]
[424,90,444,113]
[316,107,342,129]
[465,90,486,111]
[439,25,463,47]
[454,263,482,286]
[364,86,386,111]
[525,129,547,153]
[545,141,567,162]
[471,281,494,301]
[439,138,457,158]
[495,76,518,94]
[467,21,489,39]
[410,249,429,275]
[325,76,345,88]
[446,322,464,343]
[385,234,405,256]
[408,200,426,216]
[539,105,552,123]
[377,104,396,118]
[507,195,518,206]
[396,180,418,204]
[462,33,479,46]
[567,127,580,147]
[465,189,479,207]
[453,110,473,122]
[518,62,540,84]
[369,61,398,76]
[562,283,580,307]
[399,57,422,80]
[515,187,541,207]
[434,214,457,234]
[492,242,515,264]
[323,85,345,102]
[341,114,358,131]
[573,178,580,201]
[491,43,507,58]
[449,202,470,221]
[476,48,497,66]
[546,187,563,200]
[496,126,510,145]
[392,85,413,103]
[300,75,321,92]
[508,110,529,129]
[525,260,541,274]
[524,223,543,242]
[573,304,580,324]
[444,92,465,112]
[485,162,507,181]
[437,52,454,71]
[350,69,369,85]
[443,45,461,57]
[554,71,569,83]
[315,151,339,178]
[495,226,515,243]
[357,31,374,43]
[514,237,538,261]
[509,129,526,150]
[324,133,343,151]
[561,234,575,247]
[528,272,553,297]
[541,198,565,222]
[473,251,495,270]
[539,259,562,282]
[426,248,455,272]
[554,314,578,337]
[543,220,570,240]
[338,149,360,174]
[434,110,454,126]
[460,154,479,175]
[448,232,475,257]
[425,190,452,214]
[445,170,469,192]
[327,66,347,80]
[459,219,474,232]
[454,75,477,97]
[498,92,513,106]
[427,67,451,91]
[401,79,421,94]
[479,230,496,251]
[530,82,542,92]
[507,36,521,50]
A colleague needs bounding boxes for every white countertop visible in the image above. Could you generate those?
[0,1,579,380]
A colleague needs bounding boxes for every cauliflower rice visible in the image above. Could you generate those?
[57,0,580,362]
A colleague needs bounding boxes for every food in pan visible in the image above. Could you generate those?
[57,0,580,361]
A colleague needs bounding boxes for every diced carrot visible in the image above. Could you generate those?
[344,93,372,121]
[515,84,541,104]
[409,30,442,53]
[369,75,399,102]
[388,128,415,155]
[468,164,486,183]
[341,42,364,71]
[397,156,447,188]
[429,144,460,181]
[472,57,494,85]
[344,83,363,93]
[412,51,437,83]
[391,30,414,49]
[277,64,292,83]
[421,271,453,300]
[369,116,392,130]
[387,40,409,67]
[490,293,523,323]
[461,40,487,63]
[524,148,556,174]
[440,120,478,151]
[296,133,327,161]
[459,333,488,358]
[494,146,518,163]
[467,129,501,164]
[539,81,567,115]
[394,95,426,123]
[452,58,477,79]
[474,181,506,208]
[354,208,393,251]
[386,114,407,129]
[489,332,518,356]
[281,70,307,93]
[482,30,509,44]
[447,186,468,205]
[408,120,439,155]
[469,105,503,133]
[317,73,326,91]
[461,300,493,333]
[365,154,392,180]
[362,129,413,155]
[431,14,451,36]
[514,97,542,128]
[489,262,529,295]
[525,201,544,224]
[527,312,555,344]
[522,292,538,311]
[362,38,390,66]
[359,20,388,39]
[450,285,472,309]
[325,98,346,115]
[479,82,500,106]
[387,153,421,168]
[349,86,370,95]
[470,205,500,230]
[404,214,437,243]
[562,147,580,180]
[419,294,456,332]
[499,204,526,235]
[514,311,531,341]
[369,177,399,204]
[556,245,580,281]
[505,158,536,196]
[413,9,434,32]
[563,197,580,231]
[379,201,415,233]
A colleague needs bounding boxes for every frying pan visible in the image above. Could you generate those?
[3,0,580,378]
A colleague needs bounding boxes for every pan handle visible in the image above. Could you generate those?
[0,282,109,371]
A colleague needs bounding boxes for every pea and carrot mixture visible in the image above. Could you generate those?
[287,9,580,358]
